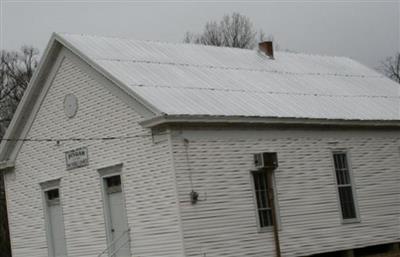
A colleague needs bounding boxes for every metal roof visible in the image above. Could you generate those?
[60,33,399,121]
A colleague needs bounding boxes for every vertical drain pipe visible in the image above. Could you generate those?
[266,169,282,257]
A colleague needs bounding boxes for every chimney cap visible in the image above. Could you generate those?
[258,41,274,59]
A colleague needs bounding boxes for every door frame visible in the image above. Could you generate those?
[40,178,68,257]
[97,163,131,257]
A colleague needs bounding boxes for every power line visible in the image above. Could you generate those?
[0,133,168,143]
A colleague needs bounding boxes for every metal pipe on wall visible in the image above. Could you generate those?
[267,169,282,257]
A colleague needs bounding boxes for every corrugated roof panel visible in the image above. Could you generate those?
[95,61,398,97]
[62,34,377,76]
[131,86,396,119]
[60,33,400,121]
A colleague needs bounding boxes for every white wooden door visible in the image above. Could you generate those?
[105,176,130,257]
[46,189,67,257]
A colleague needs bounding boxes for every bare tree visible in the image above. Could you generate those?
[381,53,400,83]
[184,13,265,49]
[0,46,39,135]
[0,45,38,257]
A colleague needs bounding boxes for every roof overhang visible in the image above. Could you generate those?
[140,114,400,128]
[0,35,63,163]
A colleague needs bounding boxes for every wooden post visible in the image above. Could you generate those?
[266,169,282,257]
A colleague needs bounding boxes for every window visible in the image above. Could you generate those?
[333,152,358,221]
[105,175,122,192]
[252,171,274,228]
[46,189,59,200]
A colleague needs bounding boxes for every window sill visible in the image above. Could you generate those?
[257,226,281,233]
[342,218,360,224]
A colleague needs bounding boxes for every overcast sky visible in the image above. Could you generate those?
[1,1,399,69]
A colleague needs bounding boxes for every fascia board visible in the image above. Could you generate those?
[140,115,400,128]
[0,34,61,162]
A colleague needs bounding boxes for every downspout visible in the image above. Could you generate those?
[266,169,282,257]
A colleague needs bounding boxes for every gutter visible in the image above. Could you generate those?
[140,114,400,128]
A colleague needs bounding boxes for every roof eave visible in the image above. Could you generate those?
[139,115,400,128]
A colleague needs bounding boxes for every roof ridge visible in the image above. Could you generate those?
[59,32,256,52]
[59,32,352,59]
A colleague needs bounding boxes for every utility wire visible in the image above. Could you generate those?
[0,133,168,142]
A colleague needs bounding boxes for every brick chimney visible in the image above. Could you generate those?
[259,41,274,59]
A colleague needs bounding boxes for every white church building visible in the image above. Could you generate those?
[0,33,399,257]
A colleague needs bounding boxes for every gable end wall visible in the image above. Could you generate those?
[4,47,184,257]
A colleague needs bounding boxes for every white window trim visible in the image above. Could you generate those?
[330,149,361,224]
[250,170,281,233]
[39,178,68,257]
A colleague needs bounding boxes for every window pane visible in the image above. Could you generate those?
[336,169,351,185]
[261,175,270,208]
[338,186,357,219]
[106,175,121,188]
[258,209,273,227]
[333,153,357,220]
[255,172,266,190]
[46,189,59,200]
[333,153,351,185]
[255,188,262,209]
[253,172,274,227]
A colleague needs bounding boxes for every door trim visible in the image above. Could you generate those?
[40,178,68,257]
[97,163,131,257]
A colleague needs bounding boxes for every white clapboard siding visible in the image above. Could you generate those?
[171,129,400,257]
[4,48,184,257]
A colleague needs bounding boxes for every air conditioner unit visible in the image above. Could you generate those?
[254,152,278,170]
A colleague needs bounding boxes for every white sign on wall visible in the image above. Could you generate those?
[65,147,89,170]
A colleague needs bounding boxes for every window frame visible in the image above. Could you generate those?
[330,150,360,224]
[250,170,281,232]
